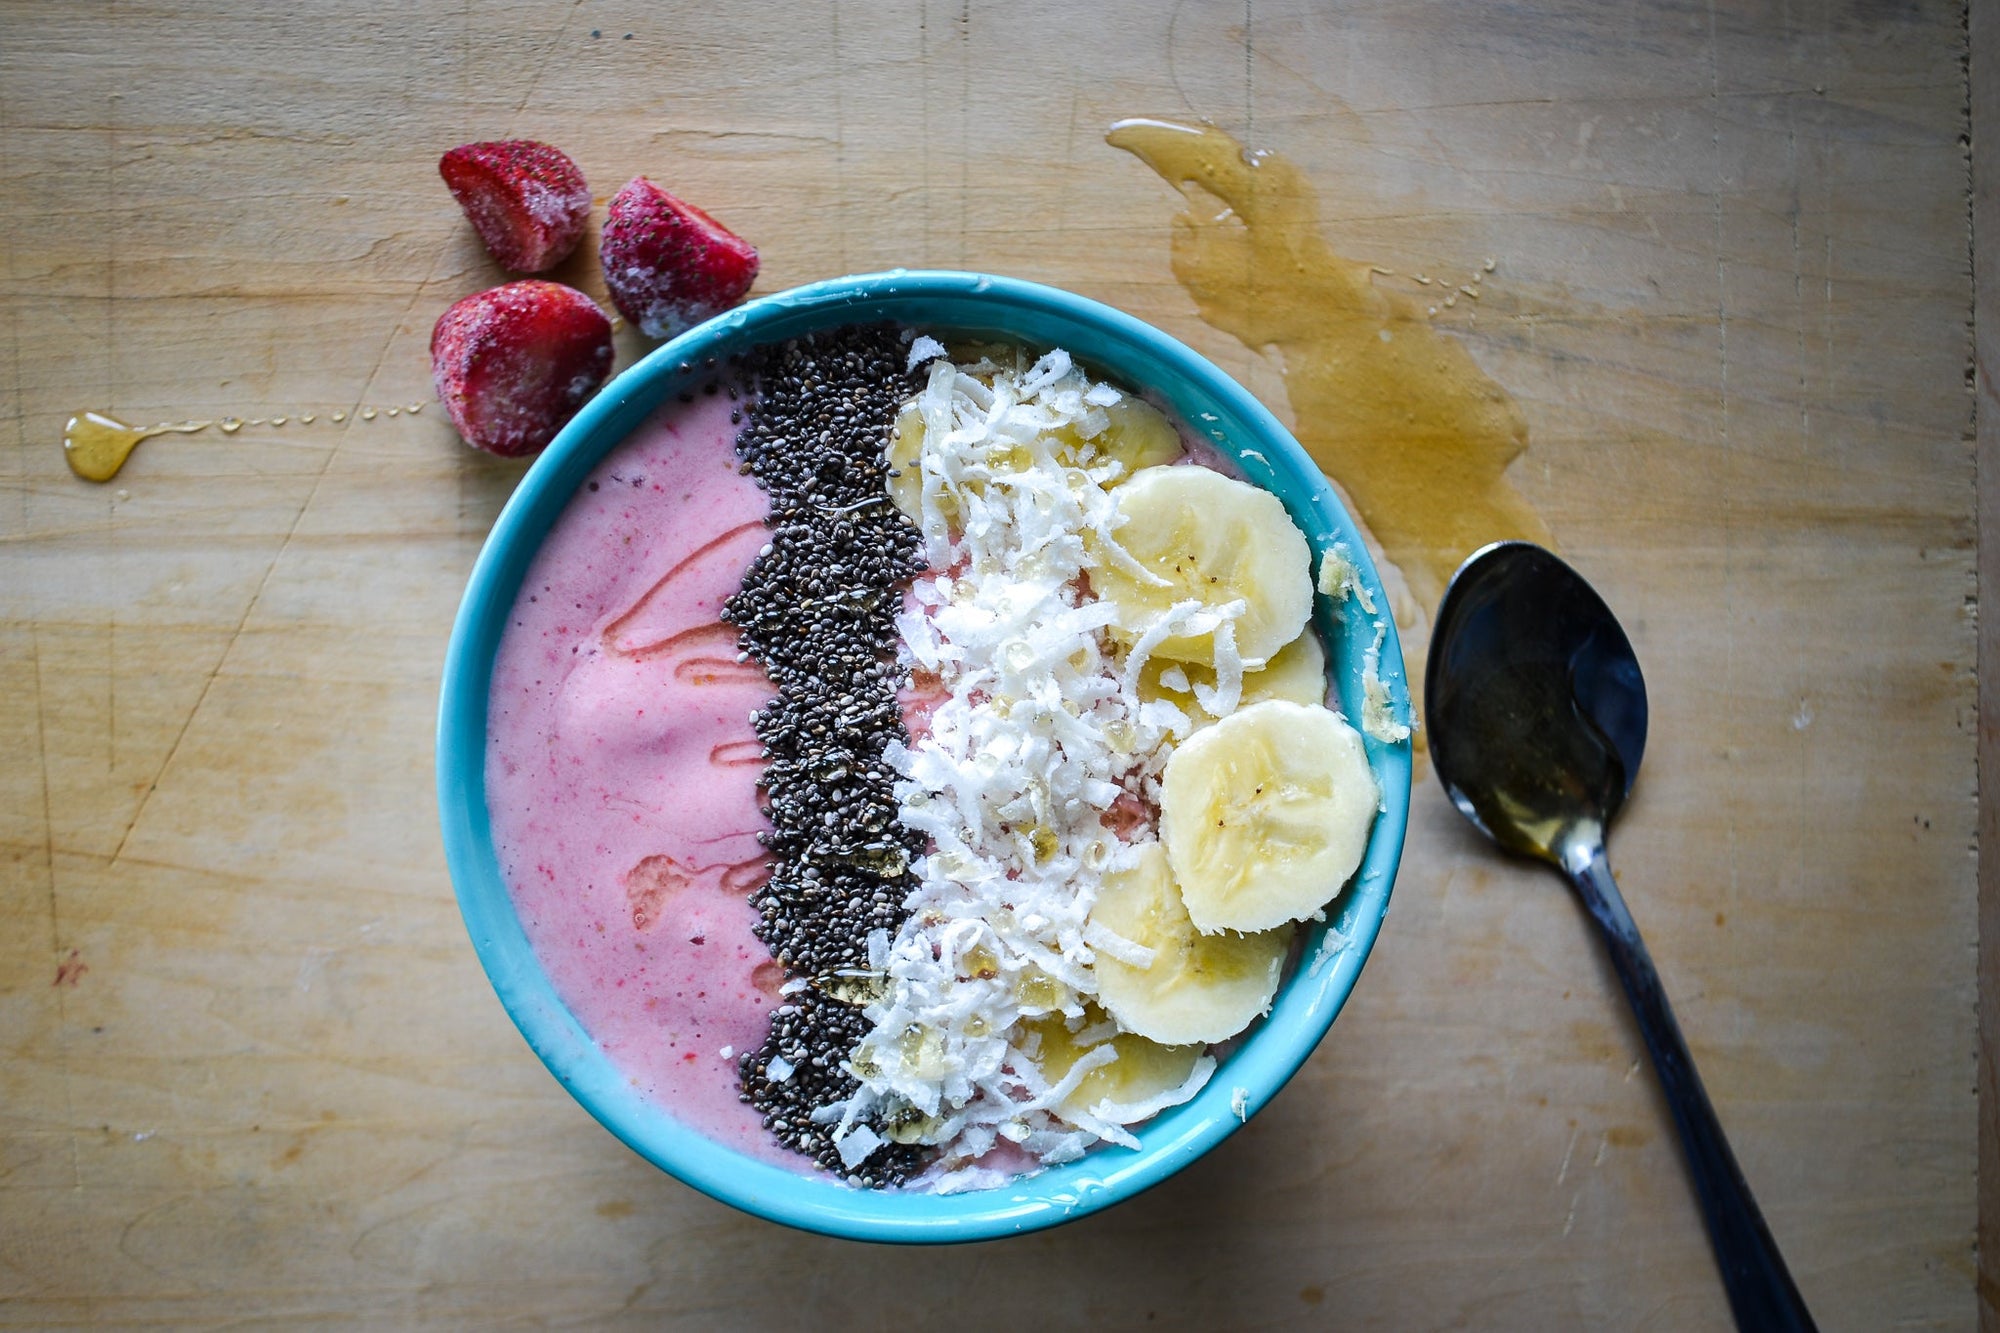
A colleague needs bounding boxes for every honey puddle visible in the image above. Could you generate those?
[64,403,426,483]
[1107,118,1550,614]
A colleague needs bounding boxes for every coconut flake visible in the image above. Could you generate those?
[836,1124,884,1169]
[1316,542,1377,615]
[1359,620,1412,744]
[1308,925,1351,978]
[1083,920,1157,970]
[1190,615,1245,718]
[1018,348,1073,396]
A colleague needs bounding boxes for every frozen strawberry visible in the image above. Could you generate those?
[430,281,612,458]
[600,177,759,340]
[438,140,591,273]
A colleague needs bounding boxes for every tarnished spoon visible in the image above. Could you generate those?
[1424,541,1814,1332]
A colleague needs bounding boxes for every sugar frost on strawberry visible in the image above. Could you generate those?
[600,177,759,340]
[430,281,612,458]
[438,140,591,273]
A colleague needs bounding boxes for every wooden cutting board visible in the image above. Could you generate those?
[0,1,1977,1326]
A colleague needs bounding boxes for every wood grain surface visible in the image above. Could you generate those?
[0,1,1977,1327]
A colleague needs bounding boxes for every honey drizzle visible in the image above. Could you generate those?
[1107,118,1551,613]
[63,403,428,483]
[61,413,207,483]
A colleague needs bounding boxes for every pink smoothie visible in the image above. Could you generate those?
[486,391,791,1165]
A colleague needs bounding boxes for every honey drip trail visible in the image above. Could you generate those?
[63,403,425,483]
[1107,118,1550,613]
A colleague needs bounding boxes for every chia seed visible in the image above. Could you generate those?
[722,325,929,1185]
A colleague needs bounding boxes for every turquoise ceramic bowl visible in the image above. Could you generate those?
[438,271,1413,1242]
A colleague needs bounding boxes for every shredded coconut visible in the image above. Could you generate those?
[827,348,1210,1174]
[824,343,1390,1180]
[1359,621,1412,745]
[1319,543,1409,745]
[1308,925,1351,978]
[1316,541,1377,615]
[907,334,949,371]
[836,1124,884,1169]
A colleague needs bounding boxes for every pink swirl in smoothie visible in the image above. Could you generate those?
[485,390,791,1163]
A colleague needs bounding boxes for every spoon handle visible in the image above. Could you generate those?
[1563,846,1816,1333]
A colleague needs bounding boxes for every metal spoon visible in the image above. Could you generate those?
[1424,541,1814,1332]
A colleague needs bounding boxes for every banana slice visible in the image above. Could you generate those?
[1140,630,1329,731]
[1087,465,1313,665]
[1024,1008,1206,1124]
[1064,395,1185,484]
[1243,631,1330,707]
[1088,842,1293,1045]
[1160,699,1378,934]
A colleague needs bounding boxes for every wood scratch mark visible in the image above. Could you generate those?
[31,624,81,1190]
[107,591,116,776]
[116,1193,198,1286]
[646,128,842,147]
[509,0,587,123]
[1563,1189,1580,1237]
[832,0,848,271]
[107,432,335,867]
[14,843,289,891]
[1244,0,1254,138]
[616,1279,658,1315]
[1165,0,1194,119]
[958,0,971,260]
[105,74,117,426]
[0,46,19,433]
[1556,1123,1579,1185]
[1787,30,1812,1007]
[1708,0,1742,936]
[919,0,932,265]
[31,625,58,955]
[1058,92,1080,245]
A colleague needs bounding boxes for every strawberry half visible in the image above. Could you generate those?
[439,140,591,273]
[600,177,759,340]
[430,281,613,458]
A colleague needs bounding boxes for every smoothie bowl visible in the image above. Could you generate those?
[437,271,1413,1242]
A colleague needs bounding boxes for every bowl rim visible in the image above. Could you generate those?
[437,269,1413,1243]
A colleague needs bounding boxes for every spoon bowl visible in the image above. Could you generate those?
[1426,541,1646,865]
[1425,541,1813,1332]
